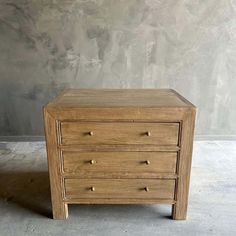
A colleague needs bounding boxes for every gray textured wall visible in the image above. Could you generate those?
[0,0,236,138]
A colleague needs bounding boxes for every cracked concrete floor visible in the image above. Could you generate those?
[0,141,236,236]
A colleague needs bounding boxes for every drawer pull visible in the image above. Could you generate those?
[146,131,151,136]
[90,186,95,191]
[90,160,96,164]
[144,187,149,192]
[145,160,150,165]
[89,131,94,136]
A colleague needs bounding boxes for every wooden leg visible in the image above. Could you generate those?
[52,202,68,220]
[172,203,187,220]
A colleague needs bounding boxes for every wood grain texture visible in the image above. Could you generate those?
[60,145,180,152]
[172,109,196,220]
[64,178,175,199]
[61,172,177,179]
[47,107,187,121]
[44,89,196,220]
[64,199,176,204]
[60,122,179,145]
[47,89,194,108]
[62,151,177,174]
[43,108,68,219]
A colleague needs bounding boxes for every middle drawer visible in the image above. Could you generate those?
[62,151,177,174]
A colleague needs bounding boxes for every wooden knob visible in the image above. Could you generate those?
[145,160,150,165]
[144,187,149,192]
[146,131,151,136]
[90,160,96,164]
[89,131,94,136]
[91,187,95,191]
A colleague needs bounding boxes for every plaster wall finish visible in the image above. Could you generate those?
[0,0,236,137]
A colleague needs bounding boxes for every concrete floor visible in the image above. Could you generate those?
[0,141,235,236]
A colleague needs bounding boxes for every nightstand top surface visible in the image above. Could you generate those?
[46,89,195,108]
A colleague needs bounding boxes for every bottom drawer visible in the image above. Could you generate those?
[64,179,175,199]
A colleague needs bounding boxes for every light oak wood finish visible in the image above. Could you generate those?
[64,179,175,199]
[172,110,196,220]
[64,198,176,204]
[43,111,68,219]
[44,89,196,220]
[60,145,180,152]
[62,151,177,174]
[60,122,179,145]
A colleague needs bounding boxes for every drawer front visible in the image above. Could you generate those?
[64,179,175,199]
[62,151,177,174]
[60,122,179,145]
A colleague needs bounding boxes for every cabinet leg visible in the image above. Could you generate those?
[172,203,187,220]
[52,202,68,220]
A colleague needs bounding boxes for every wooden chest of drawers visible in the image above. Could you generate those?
[44,89,196,220]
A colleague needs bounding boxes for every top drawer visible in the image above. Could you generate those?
[60,122,179,146]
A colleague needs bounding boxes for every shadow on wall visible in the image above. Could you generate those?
[0,171,52,218]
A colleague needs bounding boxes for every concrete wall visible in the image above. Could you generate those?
[0,0,236,138]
